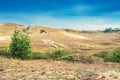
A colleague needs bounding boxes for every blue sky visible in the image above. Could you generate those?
[0,0,120,30]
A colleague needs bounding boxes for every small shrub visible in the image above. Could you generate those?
[95,48,120,63]
[96,51,109,58]
[26,26,30,30]
[112,49,120,62]
[40,29,46,33]
[64,29,76,32]
[100,42,111,45]
[10,29,32,59]
[50,49,69,59]
[23,26,31,33]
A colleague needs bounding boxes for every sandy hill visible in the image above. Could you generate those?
[0,23,61,35]
[0,23,120,53]
[0,23,24,35]
[0,23,120,80]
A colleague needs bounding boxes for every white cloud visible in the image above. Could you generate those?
[22,14,119,30]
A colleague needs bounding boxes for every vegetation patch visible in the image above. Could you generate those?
[0,47,70,60]
[104,27,120,33]
[94,48,120,63]
[64,29,92,33]
[77,44,101,50]
[64,28,79,33]
[63,54,102,64]
[40,29,46,33]
[23,26,31,33]
[100,42,113,45]
[0,46,11,58]
[10,29,32,60]
[32,49,69,60]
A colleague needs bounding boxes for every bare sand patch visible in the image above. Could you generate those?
[0,24,3,25]
[42,39,67,48]
[0,36,10,40]
[61,32,90,40]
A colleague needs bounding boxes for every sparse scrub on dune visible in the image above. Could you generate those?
[95,48,120,63]
[0,46,10,58]
[104,27,120,33]
[64,28,82,33]
[32,49,69,60]
[104,27,112,33]
[32,52,47,59]
[100,42,112,45]
[26,26,31,30]
[77,44,101,50]
[10,29,32,59]
[64,28,94,33]
[40,29,46,33]
[22,26,31,33]
[0,46,8,52]
[64,28,78,33]
[0,46,70,60]
[50,49,69,59]
[32,49,103,63]
[63,54,103,64]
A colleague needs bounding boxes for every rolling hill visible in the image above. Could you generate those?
[0,23,120,53]
[0,23,120,80]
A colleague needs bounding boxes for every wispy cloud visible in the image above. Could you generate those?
[0,13,118,30]
[0,0,120,30]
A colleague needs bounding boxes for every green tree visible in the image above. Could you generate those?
[104,27,112,33]
[10,29,32,59]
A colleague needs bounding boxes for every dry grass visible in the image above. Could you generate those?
[0,24,120,79]
[1,24,120,52]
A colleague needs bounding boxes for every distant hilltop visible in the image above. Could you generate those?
[0,23,60,35]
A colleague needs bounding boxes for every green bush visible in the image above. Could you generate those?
[104,27,112,33]
[95,48,120,62]
[40,29,46,33]
[112,49,120,62]
[96,51,109,58]
[10,29,32,59]
[50,49,69,59]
